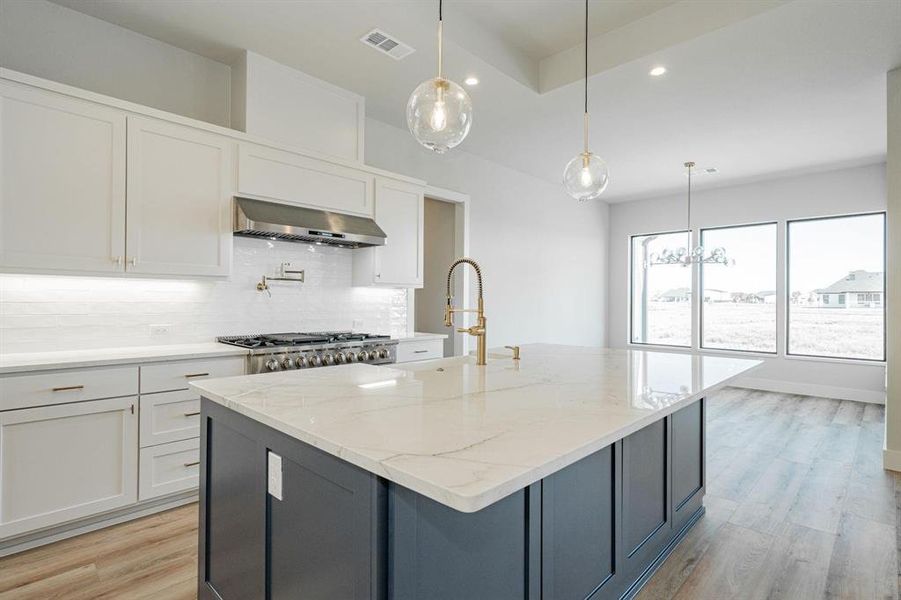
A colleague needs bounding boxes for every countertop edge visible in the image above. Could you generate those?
[0,344,249,375]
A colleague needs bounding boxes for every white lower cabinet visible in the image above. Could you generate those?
[395,338,445,363]
[138,438,200,501]
[0,397,138,539]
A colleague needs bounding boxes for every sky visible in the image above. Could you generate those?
[632,213,885,296]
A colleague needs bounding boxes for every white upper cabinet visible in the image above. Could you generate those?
[0,82,126,273]
[126,117,234,276]
[237,142,373,217]
[353,177,424,288]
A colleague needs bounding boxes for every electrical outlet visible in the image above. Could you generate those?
[268,451,283,500]
[353,319,364,330]
[149,324,172,337]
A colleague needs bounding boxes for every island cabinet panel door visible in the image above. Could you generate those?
[267,435,380,600]
[389,485,540,600]
[621,418,671,581]
[671,399,705,533]
[200,412,267,600]
[541,444,620,600]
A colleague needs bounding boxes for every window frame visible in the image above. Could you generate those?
[628,229,692,349]
[785,211,887,363]
[698,221,779,355]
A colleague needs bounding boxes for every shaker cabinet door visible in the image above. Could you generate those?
[353,177,424,288]
[0,397,138,540]
[0,82,126,273]
[126,116,234,276]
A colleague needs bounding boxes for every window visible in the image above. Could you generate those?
[787,213,885,361]
[630,231,691,347]
[700,223,777,353]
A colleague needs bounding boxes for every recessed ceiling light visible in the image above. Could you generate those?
[649,66,667,77]
[464,76,479,86]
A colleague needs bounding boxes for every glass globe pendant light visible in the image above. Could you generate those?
[406,0,472,153]
[563,0,609,201]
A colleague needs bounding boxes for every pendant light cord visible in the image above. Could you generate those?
[584,0,588,116]
[437,0,443,80]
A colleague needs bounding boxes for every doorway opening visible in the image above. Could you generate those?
[413,186,470,357]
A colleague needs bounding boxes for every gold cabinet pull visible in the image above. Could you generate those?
[52,385,84,392]
[184,373,210,379]
[183,411,201,417]
[183,461,200,468]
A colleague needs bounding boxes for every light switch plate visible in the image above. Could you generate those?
[268,451,283,500]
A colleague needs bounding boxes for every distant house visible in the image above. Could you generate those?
[703,289,731,302]
[655,288,691,303]
[815,270,883,308]
[756,290,777,304]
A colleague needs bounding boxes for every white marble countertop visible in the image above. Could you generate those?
[191,344,761,513]
[0,343,249,374]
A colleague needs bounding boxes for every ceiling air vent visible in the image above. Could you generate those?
[360,29,415,60]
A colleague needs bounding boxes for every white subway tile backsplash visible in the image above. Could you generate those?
[0,237,408,353]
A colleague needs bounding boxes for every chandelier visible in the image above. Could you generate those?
[648,162,731,267]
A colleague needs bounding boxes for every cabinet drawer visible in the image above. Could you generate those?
[395,339,444,363]
[138,438,200,501]
[140,390,200,447]
[0,366,138,412]
[140,357,244,394]
[237,143,373,217]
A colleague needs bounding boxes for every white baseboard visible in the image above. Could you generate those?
[883,447,901,472]
[0,491,197,557]
[732,376,886,404]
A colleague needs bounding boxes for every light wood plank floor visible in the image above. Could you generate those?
[0,388,896,599]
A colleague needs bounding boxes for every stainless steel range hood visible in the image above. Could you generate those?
[233,197,386,247]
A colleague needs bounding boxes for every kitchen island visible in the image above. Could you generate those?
[191,344,760,600]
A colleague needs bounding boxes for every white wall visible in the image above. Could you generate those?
[0,237,407,353]
[366,118,609,350]
[608,162,887,402]
[885,68,900,468]
[0,0,231,127]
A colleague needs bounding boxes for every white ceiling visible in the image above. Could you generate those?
[50,0,901,202]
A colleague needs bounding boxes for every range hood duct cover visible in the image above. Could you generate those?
[233,197,386,247]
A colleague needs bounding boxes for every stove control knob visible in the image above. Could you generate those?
[309,354,322,367]
[265,358,280,372]
[376,347,389,359]
[281,356,295,370]
[357,350,370,361]
[346,352,358,363]
[323,353,336,366]
[296,355,309,369]
[336,352,348,364]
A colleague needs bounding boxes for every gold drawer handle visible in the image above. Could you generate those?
[52,385,84,392]
[184,373,210,379]
[183,461,200,468]
[183,411,201,417]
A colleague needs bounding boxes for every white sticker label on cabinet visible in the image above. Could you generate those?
[268,451,283,501]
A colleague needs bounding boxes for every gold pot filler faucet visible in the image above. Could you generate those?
[444,258,487,365]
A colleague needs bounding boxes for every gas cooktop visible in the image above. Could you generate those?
[217,331,397,373]
[218,331,391,349]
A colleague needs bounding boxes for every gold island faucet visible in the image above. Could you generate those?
[444,258,487,365]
